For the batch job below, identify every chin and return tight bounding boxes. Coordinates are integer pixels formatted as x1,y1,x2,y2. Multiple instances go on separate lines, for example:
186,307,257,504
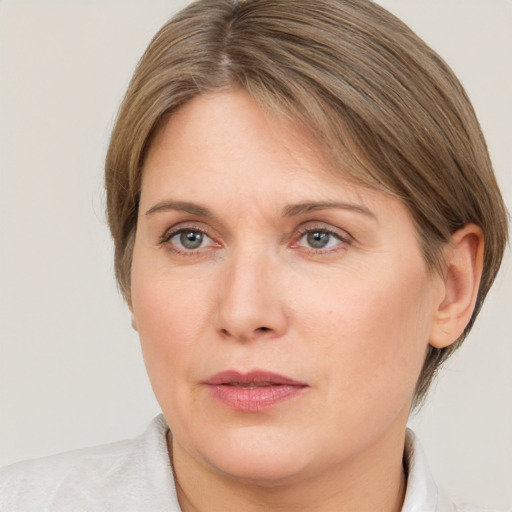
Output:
197,425,314,485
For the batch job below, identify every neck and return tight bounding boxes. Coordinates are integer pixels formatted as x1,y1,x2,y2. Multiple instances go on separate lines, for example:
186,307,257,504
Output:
169,428,407,512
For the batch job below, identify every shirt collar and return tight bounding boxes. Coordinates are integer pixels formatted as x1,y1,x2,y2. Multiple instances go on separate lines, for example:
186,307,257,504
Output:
402,428,456,512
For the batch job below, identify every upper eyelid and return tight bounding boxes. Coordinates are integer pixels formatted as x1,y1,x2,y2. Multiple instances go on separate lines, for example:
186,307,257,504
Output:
159,220,353,246
296,224,346,234
167,226,211,239
161,221,212,236
295,221,353,240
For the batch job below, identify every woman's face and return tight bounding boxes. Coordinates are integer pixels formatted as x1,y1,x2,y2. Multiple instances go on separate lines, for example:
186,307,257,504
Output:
131,89,444,484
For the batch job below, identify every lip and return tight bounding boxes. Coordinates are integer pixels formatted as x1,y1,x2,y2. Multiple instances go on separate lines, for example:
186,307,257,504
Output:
203,370,309,412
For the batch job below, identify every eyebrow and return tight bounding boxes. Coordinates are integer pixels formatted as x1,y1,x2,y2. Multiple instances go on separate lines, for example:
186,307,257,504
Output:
145,201,216,218
283,202,377,220
145,200,377,221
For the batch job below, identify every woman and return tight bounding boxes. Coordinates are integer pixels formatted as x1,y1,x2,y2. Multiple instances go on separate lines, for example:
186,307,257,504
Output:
1,0,509,511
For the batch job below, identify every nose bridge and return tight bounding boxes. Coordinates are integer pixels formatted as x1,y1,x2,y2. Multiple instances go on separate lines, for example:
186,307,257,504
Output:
216,244,287,341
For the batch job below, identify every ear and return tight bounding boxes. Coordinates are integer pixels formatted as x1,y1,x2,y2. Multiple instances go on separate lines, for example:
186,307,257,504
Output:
429,224,484,349
128,304,138,332
131,314,139,332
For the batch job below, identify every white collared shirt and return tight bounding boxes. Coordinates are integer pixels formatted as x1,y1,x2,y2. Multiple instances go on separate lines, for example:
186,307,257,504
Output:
0,415,505,511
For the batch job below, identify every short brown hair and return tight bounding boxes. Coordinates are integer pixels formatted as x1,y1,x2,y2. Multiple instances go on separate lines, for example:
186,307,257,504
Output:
105,0,508,406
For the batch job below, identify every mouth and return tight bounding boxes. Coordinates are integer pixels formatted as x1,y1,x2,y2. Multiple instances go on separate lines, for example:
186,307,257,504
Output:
203,370,309,412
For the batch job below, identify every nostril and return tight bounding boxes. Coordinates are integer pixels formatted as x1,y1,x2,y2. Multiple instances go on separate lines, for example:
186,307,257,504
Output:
257,327,271,332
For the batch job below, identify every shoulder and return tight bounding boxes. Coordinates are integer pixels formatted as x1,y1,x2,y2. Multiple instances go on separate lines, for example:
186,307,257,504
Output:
0,437,139,509
0,415,179,512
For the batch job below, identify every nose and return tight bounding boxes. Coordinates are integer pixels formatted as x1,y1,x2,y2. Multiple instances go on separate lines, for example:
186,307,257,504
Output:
214,250,289,343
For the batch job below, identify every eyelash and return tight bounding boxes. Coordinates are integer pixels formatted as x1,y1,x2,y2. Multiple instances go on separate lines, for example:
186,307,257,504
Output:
159,224,219,256
292,225,352,254
159,223,353,256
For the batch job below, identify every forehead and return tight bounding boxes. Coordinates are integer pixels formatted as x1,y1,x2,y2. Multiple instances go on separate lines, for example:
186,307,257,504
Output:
138,89,426,268
147,91,325,171
144,90,367,199
140,89,418,232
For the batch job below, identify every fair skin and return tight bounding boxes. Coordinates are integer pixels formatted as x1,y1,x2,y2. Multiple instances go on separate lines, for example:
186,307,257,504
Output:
130,89,483,512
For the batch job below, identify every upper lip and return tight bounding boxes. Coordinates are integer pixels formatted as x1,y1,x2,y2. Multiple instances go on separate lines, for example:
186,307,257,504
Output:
203,370,309,387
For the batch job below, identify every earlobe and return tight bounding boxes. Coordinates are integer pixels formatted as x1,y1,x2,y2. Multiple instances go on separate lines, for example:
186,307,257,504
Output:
429,224,484,349
128,304,139,332
131,313,138,332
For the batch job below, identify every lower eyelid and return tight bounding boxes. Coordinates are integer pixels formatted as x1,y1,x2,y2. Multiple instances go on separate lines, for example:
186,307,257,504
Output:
298,227,350,240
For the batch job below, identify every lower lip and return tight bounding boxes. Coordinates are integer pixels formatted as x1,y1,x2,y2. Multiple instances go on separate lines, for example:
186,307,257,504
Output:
206,384,307,412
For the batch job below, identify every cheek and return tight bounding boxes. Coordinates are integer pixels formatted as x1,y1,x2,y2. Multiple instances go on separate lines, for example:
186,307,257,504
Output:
130,253,214,393
132,246,211,334
295,261,435,407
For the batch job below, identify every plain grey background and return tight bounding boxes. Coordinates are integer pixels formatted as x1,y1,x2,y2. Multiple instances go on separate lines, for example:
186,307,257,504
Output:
1,0,511,508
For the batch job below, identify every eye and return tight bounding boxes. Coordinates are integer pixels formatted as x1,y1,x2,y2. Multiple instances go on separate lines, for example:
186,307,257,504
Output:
174,229,207,249
163,227,217,252
301,231,338,249
292,225,351,253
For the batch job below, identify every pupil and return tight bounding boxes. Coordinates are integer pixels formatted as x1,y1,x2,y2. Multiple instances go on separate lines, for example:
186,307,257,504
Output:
181,231,203,249
307,231,329,248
